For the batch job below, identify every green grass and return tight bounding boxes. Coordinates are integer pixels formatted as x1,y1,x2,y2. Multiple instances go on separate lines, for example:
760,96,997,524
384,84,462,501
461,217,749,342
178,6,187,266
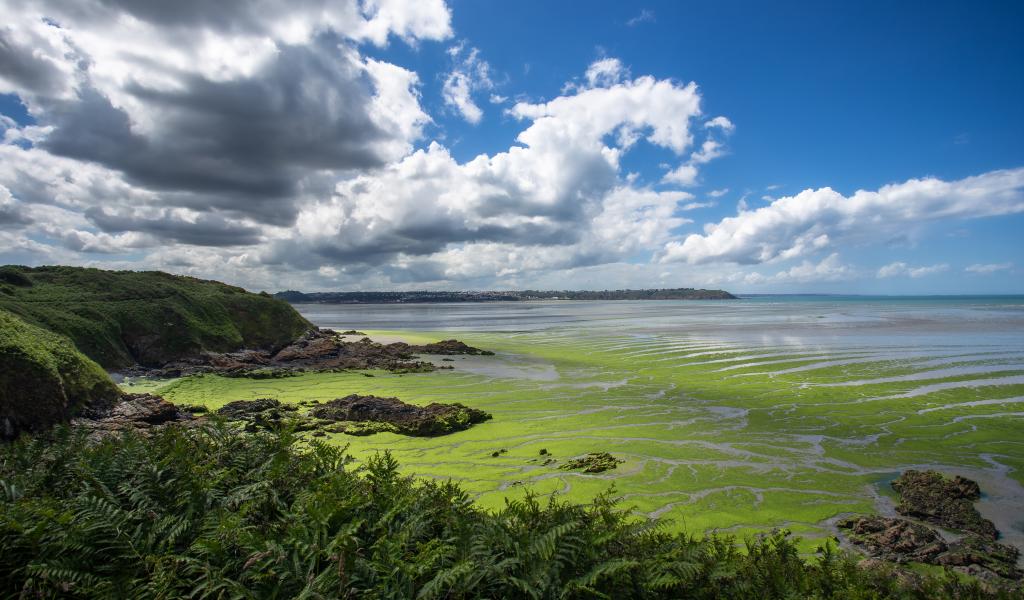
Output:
0,265,311,368
0,308,121,437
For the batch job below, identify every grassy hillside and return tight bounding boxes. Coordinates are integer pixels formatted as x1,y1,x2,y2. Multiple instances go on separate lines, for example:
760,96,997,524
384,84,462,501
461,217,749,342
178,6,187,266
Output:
0,309,121,439
0,422,1008,598
0,266,312,369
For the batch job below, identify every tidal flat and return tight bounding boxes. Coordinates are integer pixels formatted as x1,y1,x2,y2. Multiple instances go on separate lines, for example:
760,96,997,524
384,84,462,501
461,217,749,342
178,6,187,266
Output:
122,297,1024,555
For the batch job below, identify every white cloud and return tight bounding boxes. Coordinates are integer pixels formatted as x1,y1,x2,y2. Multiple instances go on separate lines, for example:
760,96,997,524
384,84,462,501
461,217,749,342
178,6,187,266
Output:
662,169,1024,264
965,262,1013,274
442,43,494,124
877,262,949,279
705,116,735,133
626,10,655,27
744,253,856,285
663,164,699,186
708,188,729,198
584,58,627,88
262,60,709,280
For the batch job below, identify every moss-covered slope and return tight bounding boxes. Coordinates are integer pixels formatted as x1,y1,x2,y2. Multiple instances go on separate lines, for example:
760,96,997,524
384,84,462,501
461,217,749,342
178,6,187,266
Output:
0,309,121,439
0,266,312,368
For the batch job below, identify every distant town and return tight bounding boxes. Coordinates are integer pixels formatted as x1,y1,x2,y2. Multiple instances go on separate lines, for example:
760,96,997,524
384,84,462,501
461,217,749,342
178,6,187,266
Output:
274,288,737,304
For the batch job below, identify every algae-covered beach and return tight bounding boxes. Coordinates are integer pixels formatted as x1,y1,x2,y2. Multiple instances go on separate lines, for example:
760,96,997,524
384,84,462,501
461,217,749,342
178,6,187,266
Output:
126,297,1024,553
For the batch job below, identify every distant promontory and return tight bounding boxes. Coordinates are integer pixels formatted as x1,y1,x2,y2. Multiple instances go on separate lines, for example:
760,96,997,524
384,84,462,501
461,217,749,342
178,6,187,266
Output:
275,288,737,304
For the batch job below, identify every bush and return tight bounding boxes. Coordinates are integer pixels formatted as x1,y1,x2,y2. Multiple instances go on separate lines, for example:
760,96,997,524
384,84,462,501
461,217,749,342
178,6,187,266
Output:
0,424,1012,599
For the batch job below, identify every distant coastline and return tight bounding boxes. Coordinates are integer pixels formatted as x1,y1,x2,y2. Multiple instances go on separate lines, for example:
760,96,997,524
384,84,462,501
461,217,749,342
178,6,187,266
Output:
275,288,737,304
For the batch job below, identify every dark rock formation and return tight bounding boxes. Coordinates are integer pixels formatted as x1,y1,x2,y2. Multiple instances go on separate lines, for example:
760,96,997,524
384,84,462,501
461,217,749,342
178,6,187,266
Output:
126,329,494,379
835,515,947,563
72,393,193,440
939,536,1022,580
309,394,491,437
559,452,624,473
892,470,998,539
837,470,1022,589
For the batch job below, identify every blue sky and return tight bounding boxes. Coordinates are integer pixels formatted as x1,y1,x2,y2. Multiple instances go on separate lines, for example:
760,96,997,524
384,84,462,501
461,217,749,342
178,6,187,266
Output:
0,0,1021,293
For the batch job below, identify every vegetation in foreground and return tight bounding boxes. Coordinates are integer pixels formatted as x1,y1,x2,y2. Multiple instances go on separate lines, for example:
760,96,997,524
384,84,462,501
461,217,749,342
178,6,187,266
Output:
1,423,1016,599
0,265,311,368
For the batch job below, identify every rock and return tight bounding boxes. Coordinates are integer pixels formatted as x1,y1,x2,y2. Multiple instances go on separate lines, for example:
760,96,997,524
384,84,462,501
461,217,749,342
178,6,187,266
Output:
339,330,365,335
892,470,998,538
122,329,496,379
939,535,1022,580
559,452,624,473
216,398,283,419
836,515,947,563
72,393,193,440
405,339,494,356
309,394,491,437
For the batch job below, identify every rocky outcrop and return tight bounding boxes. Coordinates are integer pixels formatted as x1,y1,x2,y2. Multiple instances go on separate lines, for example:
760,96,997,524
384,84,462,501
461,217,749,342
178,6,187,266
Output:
835,516,948,563
559,452,624,473
892,470,998,539
125,329,493,378
837,471,1022,588
309,394,492,437
72,393,193,440
210,394,491,437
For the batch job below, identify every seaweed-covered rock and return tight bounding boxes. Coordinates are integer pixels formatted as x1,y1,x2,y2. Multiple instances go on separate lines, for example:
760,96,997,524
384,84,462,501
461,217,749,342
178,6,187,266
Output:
309,394,491,437
939,535,1022,580
123,329,497,378
403,339,494,356
72,393,193,439
216,398,284,419
836,515,947,563
892,470,998,538
214,398,310,432
559,452,624,473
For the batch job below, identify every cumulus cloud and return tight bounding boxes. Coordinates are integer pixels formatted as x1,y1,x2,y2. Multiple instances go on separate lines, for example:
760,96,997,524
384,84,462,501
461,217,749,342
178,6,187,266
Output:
258,59,708,279
442,43,494,123
745,253,856,284
662,168,1024,264
0,0,449,227
877,262,949,279
965,262,1013,274
660,115,734,187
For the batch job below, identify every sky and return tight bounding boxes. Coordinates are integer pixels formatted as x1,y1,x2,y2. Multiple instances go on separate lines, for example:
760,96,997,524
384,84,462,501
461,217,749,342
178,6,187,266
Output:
0,0,1022,294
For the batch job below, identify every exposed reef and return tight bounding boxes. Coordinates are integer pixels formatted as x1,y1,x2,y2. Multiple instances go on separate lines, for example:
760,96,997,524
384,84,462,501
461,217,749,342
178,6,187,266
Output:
837,470,1021,590
123,329,493,378
309,394,492,436
892,469,998,539
71,393,194,440
212,394,491,437
559,452,624,473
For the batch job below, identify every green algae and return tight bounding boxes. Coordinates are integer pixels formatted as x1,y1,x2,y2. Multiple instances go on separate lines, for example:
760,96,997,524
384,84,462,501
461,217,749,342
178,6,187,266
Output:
121,326,1024,550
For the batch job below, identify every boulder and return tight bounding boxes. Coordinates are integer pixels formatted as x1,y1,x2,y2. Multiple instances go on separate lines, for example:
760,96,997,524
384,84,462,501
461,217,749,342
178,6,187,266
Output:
309,394,491,436
892,470,998,538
